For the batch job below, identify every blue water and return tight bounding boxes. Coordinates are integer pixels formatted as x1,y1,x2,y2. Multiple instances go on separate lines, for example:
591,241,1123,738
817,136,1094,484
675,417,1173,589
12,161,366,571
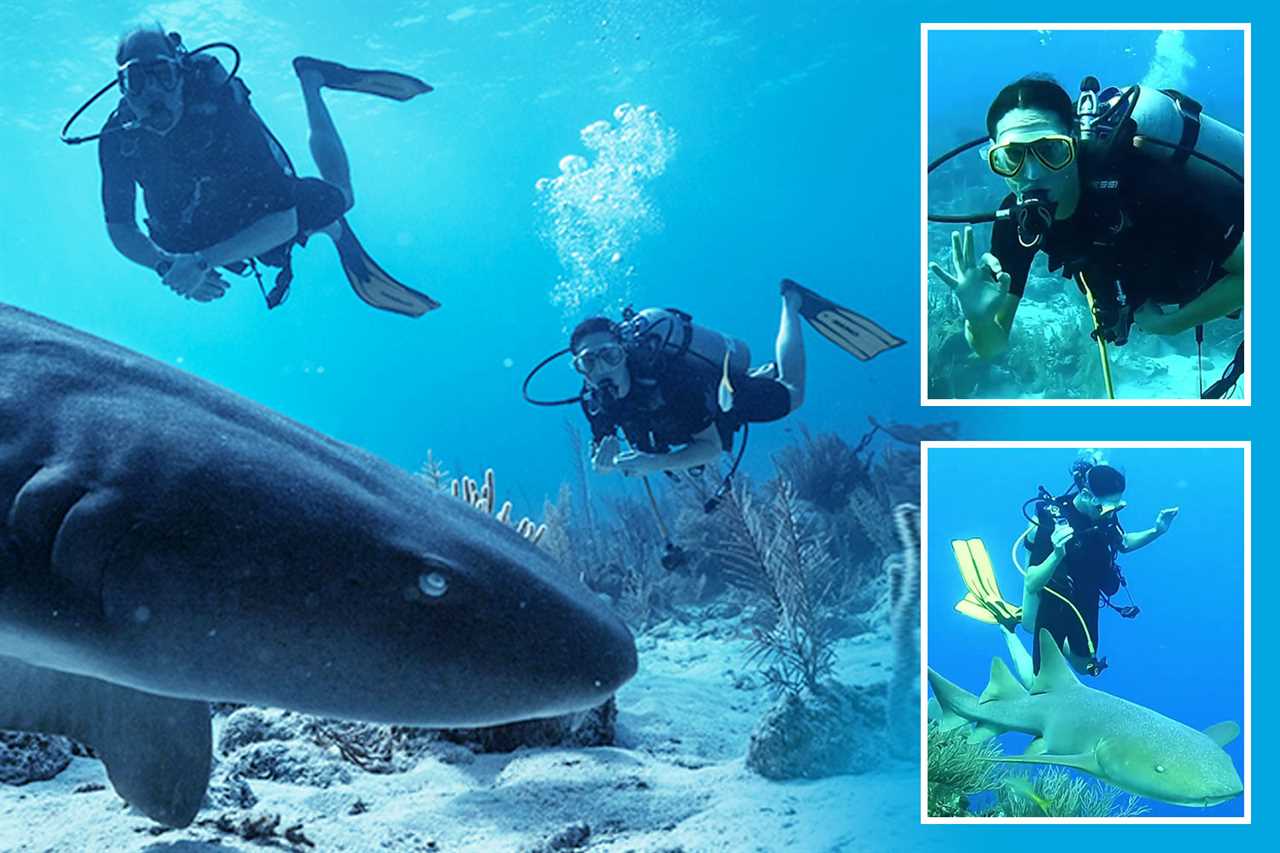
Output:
0,1,1275,850
927,446,1246,818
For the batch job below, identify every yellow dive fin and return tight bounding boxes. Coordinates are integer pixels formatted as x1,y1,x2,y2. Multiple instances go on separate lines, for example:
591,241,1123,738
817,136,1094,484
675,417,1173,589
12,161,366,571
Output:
951,538,1022,630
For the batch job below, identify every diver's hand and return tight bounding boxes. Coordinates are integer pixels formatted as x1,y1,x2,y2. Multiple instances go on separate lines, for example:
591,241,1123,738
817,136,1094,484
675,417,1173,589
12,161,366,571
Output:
612,450,649,478
1133,302,1177,335
1154,506,1180,534
592,437,620,473
1050,524,1074,558
929,226,1012,320
163,253,228,302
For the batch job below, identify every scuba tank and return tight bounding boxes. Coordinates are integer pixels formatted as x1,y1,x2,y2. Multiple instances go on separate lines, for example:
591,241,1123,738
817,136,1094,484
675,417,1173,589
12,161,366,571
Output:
1072,78,1243,344
616,307,751,379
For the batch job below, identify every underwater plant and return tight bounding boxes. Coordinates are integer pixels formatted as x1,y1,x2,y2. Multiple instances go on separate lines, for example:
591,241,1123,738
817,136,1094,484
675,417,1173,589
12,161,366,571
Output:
771,425,876,514
996,769,1150,818
708,479,840,696
926,721,1005,817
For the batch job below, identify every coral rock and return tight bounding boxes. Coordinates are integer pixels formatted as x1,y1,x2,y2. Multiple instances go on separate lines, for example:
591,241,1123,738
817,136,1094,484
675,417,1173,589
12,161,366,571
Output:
0,731,72,785
745,682,887,780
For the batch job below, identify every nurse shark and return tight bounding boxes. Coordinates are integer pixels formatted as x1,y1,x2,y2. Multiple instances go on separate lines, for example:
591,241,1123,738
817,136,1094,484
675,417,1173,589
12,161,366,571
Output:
0,303,637,826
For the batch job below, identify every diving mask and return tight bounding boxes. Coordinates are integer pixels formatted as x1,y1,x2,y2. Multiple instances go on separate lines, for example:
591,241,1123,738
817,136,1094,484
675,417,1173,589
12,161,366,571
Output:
118,55,182,96
571,342,626,376
987,134,1076,178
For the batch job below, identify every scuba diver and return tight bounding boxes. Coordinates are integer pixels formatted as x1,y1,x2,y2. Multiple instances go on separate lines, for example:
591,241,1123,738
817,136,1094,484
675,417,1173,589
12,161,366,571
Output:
952,451,1178,683
70,24,437,315
568,281,901,478
523,280,903,566
927,75,1245,398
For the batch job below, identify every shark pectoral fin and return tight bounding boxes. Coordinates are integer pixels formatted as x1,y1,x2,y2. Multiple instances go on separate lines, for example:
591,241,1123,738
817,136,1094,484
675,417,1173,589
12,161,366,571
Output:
1203,721,1241,747
979,657,1026,704
1023,737,1048,756
0,656,211,828
1030,627,1081,695
992,751,1101,775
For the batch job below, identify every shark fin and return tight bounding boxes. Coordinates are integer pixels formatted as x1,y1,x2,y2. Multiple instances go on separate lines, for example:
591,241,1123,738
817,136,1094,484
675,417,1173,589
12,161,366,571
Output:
1023,737,1048,756
967,723,1001,743
1203,721,1241,747
991,751,1101,775
979,657,1026,704
1031,627,1081,695
0,656,211,828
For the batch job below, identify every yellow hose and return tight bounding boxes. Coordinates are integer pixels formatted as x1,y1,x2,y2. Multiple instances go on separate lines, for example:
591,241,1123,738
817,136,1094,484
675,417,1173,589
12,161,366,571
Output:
1011,529,1098,656
1078,273,1116,400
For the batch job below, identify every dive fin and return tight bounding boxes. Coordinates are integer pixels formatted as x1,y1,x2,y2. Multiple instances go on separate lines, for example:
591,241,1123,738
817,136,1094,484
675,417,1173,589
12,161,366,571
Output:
0,655,211,827
951,538,1022,630
780,278,905,361
333,218,441,317
293,56,432,101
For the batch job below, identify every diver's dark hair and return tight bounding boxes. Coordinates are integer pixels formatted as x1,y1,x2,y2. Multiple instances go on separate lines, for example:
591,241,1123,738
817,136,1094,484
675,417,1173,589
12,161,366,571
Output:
115,23,179,65
1085,464,1126,496
986,75,1074,139
569,317,618,353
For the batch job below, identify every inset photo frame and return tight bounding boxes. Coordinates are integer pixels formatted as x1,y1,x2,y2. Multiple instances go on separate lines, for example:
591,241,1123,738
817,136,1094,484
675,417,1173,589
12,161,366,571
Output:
920,441,1250,824
921,24,1249,404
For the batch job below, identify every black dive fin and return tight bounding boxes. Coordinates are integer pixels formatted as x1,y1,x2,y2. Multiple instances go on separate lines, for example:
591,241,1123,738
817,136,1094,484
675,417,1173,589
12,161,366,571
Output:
781,278,906,361
333,218,441,317
293,57,432,101
0,655,211,828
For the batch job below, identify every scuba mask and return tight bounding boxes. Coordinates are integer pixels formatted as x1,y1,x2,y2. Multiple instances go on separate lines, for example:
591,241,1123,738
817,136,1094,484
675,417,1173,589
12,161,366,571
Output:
117,55,183,96
570,342,626,376
987,134,1077,178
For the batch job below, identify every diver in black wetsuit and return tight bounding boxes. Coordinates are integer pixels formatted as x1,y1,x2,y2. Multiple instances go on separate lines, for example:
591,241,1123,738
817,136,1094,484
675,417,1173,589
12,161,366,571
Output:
96,25,437,315
928,75,1244,391
1021,457,1179,676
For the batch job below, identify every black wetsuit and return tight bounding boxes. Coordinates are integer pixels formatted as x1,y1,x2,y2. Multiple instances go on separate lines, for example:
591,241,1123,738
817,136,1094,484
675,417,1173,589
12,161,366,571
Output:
1025,497,1124,673
98,55,349,263
584,359,791,455
991,143,1243,312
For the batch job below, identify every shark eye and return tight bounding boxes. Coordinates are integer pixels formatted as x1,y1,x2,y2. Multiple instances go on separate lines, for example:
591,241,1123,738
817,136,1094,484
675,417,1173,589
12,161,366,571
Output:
418,571,449,598
1155,764,1166,774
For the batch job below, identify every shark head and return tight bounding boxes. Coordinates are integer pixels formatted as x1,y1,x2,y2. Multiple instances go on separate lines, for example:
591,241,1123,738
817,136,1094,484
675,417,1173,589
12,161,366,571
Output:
71,439,638,727
1094,733,1244,807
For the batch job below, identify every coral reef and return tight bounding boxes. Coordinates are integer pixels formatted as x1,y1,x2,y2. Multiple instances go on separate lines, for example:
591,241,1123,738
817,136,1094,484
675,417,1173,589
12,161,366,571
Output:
926,237,1243,400
0,731,72,785
745,682,887,780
